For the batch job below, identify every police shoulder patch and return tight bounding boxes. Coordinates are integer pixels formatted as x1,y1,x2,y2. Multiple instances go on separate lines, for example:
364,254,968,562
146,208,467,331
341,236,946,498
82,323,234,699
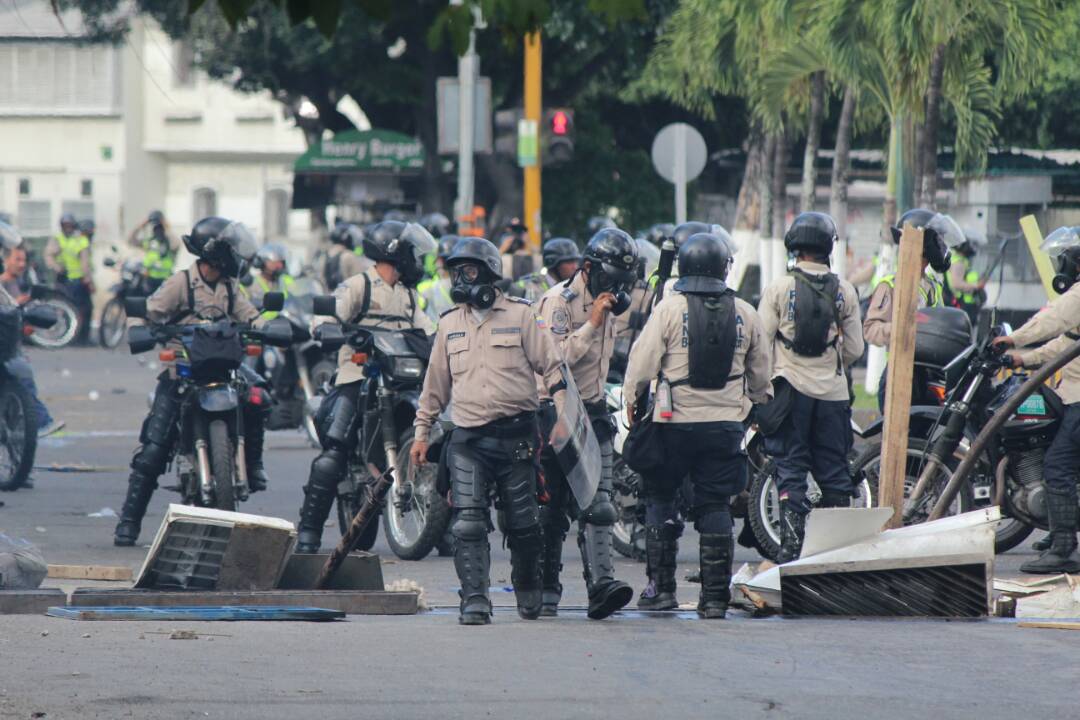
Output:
550,307,571,335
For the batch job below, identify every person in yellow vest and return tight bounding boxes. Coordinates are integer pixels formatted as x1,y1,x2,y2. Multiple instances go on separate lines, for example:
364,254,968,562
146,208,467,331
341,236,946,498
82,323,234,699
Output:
418,235,459,323
45,213,94,345
248,244,295,319
945,229,988,325
863,208,963,411
128,210,178,294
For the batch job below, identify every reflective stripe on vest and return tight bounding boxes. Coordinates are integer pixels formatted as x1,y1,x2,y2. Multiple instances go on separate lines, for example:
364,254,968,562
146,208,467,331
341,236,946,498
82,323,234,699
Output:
56,233,89,280
876,273,944,308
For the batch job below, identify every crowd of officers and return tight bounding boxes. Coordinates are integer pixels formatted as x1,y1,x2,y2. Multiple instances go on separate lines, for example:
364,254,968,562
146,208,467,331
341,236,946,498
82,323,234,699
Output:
22,194,1080,623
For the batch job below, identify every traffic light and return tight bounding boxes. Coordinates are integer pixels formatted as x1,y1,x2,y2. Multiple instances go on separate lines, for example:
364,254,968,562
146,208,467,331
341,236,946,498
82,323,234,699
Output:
543,108,574,165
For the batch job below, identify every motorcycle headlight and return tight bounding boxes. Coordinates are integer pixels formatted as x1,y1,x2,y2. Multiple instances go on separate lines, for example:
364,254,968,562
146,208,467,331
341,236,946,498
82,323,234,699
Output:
392,357,424,379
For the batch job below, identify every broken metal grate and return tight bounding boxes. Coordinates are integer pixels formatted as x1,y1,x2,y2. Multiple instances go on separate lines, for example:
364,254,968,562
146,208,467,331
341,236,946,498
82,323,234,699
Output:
140,521,232,590
780,563,988,617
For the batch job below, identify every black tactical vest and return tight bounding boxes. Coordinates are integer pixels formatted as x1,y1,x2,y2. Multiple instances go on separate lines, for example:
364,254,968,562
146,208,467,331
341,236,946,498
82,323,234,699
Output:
683,290,738,390
786,268,841,357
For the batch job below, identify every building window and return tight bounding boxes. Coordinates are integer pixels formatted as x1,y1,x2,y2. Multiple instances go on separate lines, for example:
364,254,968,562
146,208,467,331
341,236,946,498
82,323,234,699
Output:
17,200,51,238
18,178,30,196
81,179,93,198
173,39,196,88
193,187,217,220
0,42,120,115
264,189,290,240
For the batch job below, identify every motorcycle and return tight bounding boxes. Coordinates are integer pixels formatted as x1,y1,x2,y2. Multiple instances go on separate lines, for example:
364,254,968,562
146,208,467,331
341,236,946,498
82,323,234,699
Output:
99,249,152,349
248,277,332,447
312,295,451,560
20,257,80,350
0,292,57,491
125,294,293,511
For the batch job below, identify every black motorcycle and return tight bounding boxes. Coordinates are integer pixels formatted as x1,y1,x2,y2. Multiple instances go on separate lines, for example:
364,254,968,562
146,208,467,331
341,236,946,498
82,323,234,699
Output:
99,252,151,349
125,294,293,511
312,295,451,560
0,293,57,491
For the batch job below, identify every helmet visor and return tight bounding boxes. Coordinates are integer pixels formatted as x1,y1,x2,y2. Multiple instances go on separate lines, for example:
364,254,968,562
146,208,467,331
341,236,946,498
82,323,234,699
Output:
635,239,661,278
400,222,438,265
1042,226,1080,258
926,213,966,249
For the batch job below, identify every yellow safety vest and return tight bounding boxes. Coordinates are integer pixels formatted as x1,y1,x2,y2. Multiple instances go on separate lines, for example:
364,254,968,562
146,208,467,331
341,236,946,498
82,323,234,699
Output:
142,237,175,280
56,233,89,280
946,252,979,305
255,274,294,320
875,273,945,309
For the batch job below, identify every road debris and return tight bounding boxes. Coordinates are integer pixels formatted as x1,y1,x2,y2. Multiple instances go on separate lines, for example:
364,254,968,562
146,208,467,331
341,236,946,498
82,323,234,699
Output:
0,534,47,589
1014,574,1080,619
87,508,119,518
47,564,132,581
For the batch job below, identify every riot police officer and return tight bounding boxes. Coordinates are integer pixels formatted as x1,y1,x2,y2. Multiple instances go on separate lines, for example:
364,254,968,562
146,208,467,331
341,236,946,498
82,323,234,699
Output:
536,228,637,619
995,226,1080,573
624,233,771,618
610,239,661,381
418,235,460,322
864,208,963,411
410,237,566,625
324,221,371,289
758,212,865,563
113,218,268,546
295,221,436,553
509,237,581,304
249,244,295,318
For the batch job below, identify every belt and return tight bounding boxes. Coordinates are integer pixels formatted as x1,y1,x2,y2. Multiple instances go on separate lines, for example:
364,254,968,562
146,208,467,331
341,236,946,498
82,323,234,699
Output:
460,411,537,439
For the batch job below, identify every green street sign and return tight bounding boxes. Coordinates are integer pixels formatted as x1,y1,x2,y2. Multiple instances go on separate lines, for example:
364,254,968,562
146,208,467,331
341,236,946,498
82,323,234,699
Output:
517,119,538,168
294,129,425,173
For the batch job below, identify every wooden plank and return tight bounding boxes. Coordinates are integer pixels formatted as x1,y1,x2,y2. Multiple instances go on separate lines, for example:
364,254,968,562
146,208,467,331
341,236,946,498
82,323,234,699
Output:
47,565,133,581
1018,621,1080,631
47,605,345,622
68,588,417,615
0,588,67,614
1019,215,1058,301
878,223,924,529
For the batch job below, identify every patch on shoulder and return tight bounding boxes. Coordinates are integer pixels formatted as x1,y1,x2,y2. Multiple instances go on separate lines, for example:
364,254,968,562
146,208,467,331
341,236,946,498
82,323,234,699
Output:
560,286,578,302
550,307,570,335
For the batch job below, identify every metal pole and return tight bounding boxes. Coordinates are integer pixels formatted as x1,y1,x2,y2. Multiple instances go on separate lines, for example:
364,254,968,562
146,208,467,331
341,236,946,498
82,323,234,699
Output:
453,0,477,220
674,123,687,224
523,31,542,250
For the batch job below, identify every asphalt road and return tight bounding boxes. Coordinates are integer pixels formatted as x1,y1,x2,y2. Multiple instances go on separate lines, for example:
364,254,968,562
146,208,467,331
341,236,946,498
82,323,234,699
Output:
0,346,1072,720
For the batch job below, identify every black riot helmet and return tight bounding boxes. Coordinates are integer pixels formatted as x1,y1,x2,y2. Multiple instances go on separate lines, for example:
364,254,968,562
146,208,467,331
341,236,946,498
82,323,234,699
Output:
330,221,363,250
672,222,711,249
184,217,258,278
582,228,637,314
437,234,460,261
646,223,675,246
447,237,502,309
784,212,837,257
542,237,581,270
362,221,437,287
1042,226,1080,294
891,208,965,274
674,233,734,294
420,212,452,238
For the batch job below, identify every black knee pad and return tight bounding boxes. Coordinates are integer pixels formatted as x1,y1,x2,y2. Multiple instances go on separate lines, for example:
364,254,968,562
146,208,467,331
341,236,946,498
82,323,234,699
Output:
452,508,489,541
539,502,571,534
131,441,171,477
507,525,543,553
309,448,347,493
581,493,617,527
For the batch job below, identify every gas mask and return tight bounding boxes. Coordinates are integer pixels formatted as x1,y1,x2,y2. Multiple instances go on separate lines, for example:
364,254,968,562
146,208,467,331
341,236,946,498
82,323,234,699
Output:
585,262,634,316
450,263,497,309
924,234,952,274
1053,252,1080,294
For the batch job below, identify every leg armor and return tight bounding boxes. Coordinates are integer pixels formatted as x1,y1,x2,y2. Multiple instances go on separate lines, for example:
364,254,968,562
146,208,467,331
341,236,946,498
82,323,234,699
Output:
450,440,493,625
115,379,179,546
538,454,571,616
576,438,632,619
243,388,271,492
296,448,348,553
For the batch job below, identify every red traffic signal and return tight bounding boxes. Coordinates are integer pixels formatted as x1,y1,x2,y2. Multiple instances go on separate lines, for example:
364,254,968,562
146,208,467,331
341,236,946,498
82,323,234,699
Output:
551,110,569,136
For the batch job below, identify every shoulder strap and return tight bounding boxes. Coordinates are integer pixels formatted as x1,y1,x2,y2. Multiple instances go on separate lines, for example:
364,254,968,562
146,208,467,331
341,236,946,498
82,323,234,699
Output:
226,278,235,316
361,273,372,318
185,269,195,314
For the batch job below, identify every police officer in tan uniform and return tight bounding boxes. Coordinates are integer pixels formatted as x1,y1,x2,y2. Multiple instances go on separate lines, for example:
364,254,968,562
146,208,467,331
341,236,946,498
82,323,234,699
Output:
758,212,865,563
624,233,772,619
508,237,581,304
295,222,436,554
411,237,566,625
610,238,660,381
325,222,372,290
535,228,637,619
113,218,266,546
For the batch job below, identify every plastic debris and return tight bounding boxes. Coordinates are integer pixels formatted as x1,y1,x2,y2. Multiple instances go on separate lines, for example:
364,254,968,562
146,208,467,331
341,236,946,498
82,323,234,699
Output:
87,507,118,518
88,390,100,401
0,534,47,589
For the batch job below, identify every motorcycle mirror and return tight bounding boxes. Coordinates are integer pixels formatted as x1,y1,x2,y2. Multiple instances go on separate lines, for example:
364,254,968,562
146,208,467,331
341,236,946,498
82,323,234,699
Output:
103,257,117,268
127,325,156,354
262,291,285,313
239,273,254,288
22,304,57,329
313,323,346,349
125,296,148,319
313,294,337,318
262,318,294,348
29,284,49,301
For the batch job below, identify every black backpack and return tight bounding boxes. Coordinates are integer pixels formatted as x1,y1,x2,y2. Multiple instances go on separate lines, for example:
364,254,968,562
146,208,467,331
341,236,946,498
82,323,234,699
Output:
783,269,842,357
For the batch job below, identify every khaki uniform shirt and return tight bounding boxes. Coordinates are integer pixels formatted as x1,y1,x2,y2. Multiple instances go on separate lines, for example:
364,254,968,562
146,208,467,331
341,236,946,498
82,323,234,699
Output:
536,273,614,404
321,267,434,387
759,261,864,401
414,293,564,442
623,292,772,423
140,264,262,376
326,244,371,288
1014,284,1080,405
863,274,942,348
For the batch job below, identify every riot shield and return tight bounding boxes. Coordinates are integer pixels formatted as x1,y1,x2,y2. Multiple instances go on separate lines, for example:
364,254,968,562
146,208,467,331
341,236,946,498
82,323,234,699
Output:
548,363,601,508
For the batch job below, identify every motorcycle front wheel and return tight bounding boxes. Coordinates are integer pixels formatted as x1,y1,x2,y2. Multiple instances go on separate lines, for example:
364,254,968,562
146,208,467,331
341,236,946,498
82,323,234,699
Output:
0,379,37,491
208,419,236,512
98,297,126,349
24,294,80,349
382,428,451,560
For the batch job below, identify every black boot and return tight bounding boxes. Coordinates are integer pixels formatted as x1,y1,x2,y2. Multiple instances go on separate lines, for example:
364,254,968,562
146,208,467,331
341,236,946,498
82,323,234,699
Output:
539,526,564,617
777,499,806,564
638,524,679,610
296,451,344,553
1021,490,1080,574
509,527,543,620
245,410,270,493
818,491,852,509
697,533,734,619
455,538,492,625
113,472,156,547
1032,535,1052,552
579,523,633,619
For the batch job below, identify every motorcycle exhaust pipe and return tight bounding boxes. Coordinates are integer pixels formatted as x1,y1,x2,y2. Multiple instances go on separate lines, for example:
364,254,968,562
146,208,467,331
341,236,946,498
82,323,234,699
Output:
994,455,1009,508
195,438,213,505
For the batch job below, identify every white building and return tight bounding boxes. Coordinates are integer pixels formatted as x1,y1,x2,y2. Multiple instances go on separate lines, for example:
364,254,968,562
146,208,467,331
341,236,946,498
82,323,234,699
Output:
0,2,309,296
